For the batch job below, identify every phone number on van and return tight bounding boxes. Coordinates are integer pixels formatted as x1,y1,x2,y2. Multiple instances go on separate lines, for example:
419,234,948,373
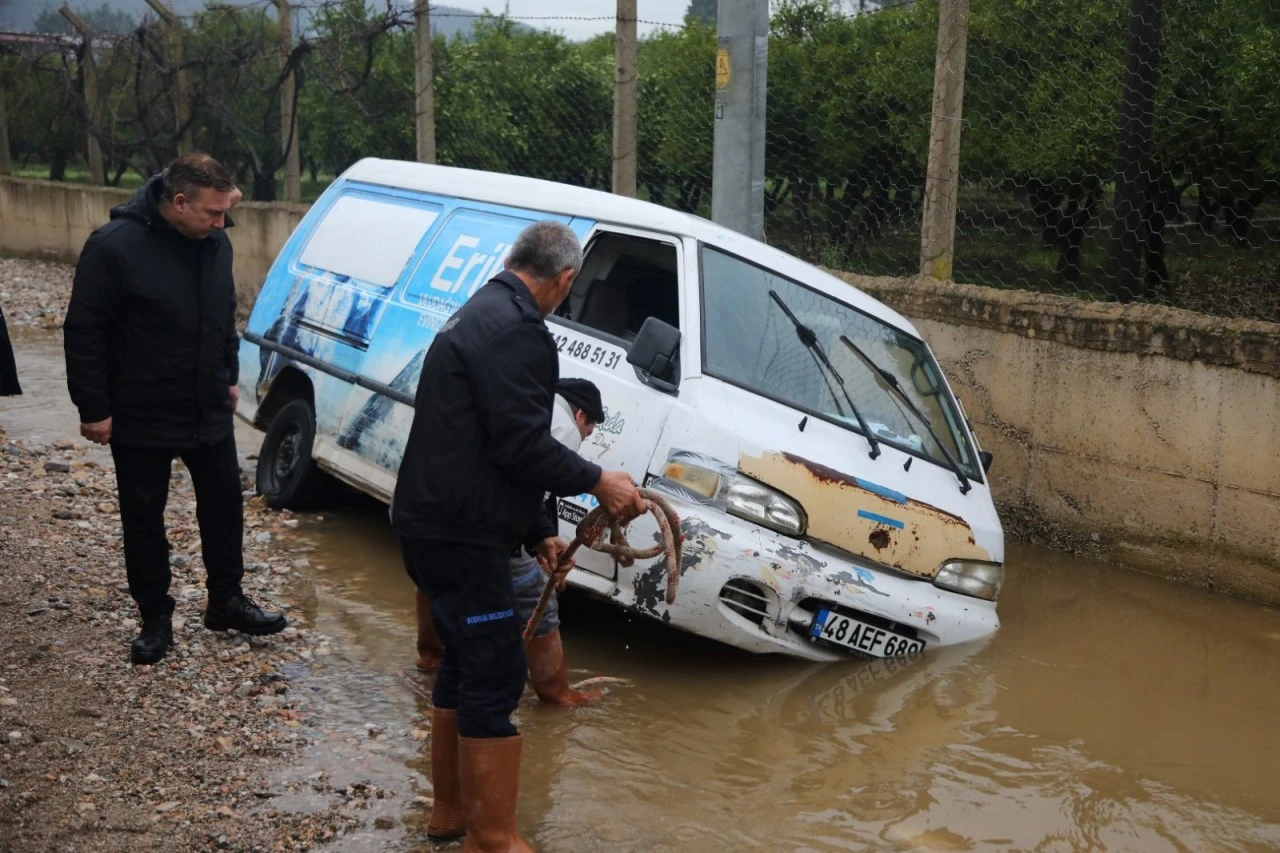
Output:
552,332,623,371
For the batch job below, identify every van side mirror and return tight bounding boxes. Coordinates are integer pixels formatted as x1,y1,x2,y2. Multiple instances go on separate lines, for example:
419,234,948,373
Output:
979,450,993,474
627,317,681,393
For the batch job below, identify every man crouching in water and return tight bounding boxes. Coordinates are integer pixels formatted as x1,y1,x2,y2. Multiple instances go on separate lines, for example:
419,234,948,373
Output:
414,377,608,706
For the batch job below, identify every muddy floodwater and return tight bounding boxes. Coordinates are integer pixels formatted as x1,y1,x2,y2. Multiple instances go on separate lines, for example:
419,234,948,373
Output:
5,330,1280,851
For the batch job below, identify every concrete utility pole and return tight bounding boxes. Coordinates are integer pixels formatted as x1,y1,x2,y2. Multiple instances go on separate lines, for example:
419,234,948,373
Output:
711,0,768,240
59,5,106,185
413,0,436,163
918,0,970,281
0,84,12,176
144,0,193,155
273,0,301,201
612,0,637,197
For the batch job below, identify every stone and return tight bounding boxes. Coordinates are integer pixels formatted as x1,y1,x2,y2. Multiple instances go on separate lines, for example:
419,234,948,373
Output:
155,801,180,813
44,461,71,474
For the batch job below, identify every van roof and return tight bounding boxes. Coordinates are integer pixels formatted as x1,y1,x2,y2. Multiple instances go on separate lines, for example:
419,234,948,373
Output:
341,158,919,335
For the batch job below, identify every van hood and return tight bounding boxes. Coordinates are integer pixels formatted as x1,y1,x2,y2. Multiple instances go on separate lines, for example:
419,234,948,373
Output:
738,449,993,580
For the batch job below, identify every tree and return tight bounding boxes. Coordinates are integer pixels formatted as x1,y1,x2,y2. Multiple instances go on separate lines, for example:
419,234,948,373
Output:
35,3,138,36
685,0,716,26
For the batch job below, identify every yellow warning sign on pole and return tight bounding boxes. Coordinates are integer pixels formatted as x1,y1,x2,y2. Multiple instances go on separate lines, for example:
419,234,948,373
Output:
716,48,731,89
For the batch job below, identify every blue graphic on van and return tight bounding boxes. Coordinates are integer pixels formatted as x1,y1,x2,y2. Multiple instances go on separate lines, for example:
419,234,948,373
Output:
243,181,596,481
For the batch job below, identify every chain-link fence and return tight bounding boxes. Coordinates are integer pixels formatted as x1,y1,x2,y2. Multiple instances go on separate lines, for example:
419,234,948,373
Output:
1,0,1277,321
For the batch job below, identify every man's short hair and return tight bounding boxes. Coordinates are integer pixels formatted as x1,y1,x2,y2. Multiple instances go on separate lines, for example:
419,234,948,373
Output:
557,378,604,425
507,221,583,283
162,153,234,201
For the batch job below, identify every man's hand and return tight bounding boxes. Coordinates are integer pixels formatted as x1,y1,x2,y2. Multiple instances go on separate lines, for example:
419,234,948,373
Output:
80,417,112,445
590,469,645,523
229,385,240,409
535,537,574,592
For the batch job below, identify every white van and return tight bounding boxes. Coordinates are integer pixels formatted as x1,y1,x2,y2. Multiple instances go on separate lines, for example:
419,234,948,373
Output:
237,158,1004,662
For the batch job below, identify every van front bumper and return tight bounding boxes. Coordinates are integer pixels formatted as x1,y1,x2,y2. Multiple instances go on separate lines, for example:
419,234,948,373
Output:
621,495,1000,662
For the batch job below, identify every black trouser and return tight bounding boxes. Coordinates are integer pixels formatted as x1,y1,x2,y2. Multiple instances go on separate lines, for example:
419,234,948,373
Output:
401,537,527,739
111,434,245,620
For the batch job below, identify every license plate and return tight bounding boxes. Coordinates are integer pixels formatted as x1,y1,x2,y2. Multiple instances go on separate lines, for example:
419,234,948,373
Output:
809,609,925,658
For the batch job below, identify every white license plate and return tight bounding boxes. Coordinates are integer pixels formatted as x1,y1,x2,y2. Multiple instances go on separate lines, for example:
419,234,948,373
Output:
809,609,925,658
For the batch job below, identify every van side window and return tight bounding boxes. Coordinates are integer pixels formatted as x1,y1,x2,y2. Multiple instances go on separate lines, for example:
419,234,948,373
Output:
298,195,442,288
558,233,679,343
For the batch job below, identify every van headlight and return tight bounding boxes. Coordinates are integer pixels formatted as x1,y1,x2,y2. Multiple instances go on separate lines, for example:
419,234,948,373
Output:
934,560,1003,601
653,450,807,536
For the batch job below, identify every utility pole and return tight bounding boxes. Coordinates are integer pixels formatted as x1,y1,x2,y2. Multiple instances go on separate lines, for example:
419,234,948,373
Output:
711,0,768,240
919,0,969,281
0,83,12,176
60,5,106,185
144,0,193,155
611,0,637,197
413,0,436,163
273,0,301,201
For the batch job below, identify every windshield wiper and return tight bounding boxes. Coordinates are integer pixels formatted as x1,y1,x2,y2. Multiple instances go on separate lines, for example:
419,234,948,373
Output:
838,334,971,495
768,290,880,460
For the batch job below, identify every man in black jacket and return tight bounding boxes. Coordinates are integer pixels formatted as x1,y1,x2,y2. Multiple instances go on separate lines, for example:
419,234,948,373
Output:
393,220,643,850
64,153,286,666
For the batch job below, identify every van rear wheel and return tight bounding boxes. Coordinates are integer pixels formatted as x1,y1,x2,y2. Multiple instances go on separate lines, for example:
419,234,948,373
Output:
256,398,330,510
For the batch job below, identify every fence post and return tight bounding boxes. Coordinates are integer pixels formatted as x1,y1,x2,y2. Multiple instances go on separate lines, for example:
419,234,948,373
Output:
612,0,637,197
918,0,970,281
0,83,11,176
273,0,301,202
413,0,436,164
711,0,768,240
144,0,193,155
1103,0,1163,302
59,5,106,185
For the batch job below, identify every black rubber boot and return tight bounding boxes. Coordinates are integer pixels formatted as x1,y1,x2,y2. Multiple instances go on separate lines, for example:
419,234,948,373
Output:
203,594,287,636
130,615,173,665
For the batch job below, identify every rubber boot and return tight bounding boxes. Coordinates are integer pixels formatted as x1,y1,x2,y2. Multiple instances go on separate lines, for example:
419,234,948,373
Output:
416,589,445,673
526,630,603,706
427,708,465,841
460,735,533,853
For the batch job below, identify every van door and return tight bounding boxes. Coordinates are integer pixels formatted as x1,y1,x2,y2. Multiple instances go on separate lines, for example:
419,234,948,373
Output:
549,223,686,580
252,189,444,446
328,202,579,495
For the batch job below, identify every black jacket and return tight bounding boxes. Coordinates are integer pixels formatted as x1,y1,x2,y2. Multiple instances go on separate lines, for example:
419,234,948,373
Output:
392,271,602,551
0,304,19,397
63,176,239,448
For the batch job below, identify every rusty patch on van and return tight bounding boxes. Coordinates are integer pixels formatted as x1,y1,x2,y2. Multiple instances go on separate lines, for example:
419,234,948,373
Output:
739,451,990,579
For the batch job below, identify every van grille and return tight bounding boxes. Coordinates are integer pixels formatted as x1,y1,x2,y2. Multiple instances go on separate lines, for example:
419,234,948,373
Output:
719,579,773,626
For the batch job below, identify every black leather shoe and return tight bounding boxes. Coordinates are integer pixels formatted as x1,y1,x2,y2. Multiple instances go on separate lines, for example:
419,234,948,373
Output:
130,616,173,665
203,594,287,636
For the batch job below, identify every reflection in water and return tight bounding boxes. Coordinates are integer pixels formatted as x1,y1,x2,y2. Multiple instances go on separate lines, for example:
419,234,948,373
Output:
4,332,1279,852
289,505,1280,853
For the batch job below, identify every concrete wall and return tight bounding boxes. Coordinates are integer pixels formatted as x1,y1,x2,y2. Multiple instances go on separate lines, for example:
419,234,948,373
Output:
0,176,308,314
835,271,1280,606
4,176,1278,604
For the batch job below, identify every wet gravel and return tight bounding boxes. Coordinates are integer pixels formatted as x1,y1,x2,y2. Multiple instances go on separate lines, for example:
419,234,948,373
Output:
0,257,433,851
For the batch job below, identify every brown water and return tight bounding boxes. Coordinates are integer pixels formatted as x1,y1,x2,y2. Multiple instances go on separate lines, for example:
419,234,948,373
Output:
5,331,1280,852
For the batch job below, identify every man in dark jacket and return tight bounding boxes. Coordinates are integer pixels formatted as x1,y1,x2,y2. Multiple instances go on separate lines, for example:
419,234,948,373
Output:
393,220,643,850
63,153,286,666
0,302,19,396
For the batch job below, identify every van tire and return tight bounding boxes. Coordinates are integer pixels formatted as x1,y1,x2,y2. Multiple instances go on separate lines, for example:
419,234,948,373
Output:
256,398,329,510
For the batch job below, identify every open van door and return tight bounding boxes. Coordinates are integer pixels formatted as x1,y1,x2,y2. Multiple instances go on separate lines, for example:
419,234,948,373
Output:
549,222,687,581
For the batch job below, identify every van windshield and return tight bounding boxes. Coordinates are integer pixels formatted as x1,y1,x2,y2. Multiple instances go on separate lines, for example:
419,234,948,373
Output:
700,246,982,480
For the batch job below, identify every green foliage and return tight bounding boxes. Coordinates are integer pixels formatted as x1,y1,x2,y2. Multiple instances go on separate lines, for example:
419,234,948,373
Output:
34,3,137,36
685,0,716,27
